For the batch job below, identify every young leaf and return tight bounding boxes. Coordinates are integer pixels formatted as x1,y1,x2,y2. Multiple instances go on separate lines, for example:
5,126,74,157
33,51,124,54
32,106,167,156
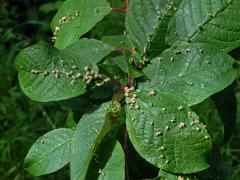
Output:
126,0,182,59
126,91,212,174
70,102,112,180
24,128,74,176
86,140,125,180
66,110,77,129
15,39,113,102
142,43,236,105
167,0,240,52
114,56,143,78
51,0,111,49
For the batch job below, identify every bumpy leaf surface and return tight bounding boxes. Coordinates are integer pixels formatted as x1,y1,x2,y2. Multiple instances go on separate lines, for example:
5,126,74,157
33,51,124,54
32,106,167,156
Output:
51,0,111,49
126,91,212,173
15,39,113,102
24,128,74,176
70,103,112,180
192,99,224,145
142,43,236,105
167,0,240,52
126,0,182,59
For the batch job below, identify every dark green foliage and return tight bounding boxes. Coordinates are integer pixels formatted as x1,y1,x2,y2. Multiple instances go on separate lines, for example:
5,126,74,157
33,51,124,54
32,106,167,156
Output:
2,0,240,179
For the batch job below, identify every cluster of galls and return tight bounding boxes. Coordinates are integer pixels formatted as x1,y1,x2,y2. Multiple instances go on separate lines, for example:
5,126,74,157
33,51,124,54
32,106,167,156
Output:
162,1,178,17
30,61,110,87
59,10,79,25
52,10,80,42
30,63,82,85
139,56,150,68
82,66,110,87
52,26,60,42
125,87,142,109
136,1,179,69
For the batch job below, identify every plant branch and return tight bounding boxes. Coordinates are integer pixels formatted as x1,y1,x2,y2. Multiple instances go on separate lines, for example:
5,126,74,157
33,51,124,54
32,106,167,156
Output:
110,79,126,89
127,76,133,88
111,8,127,13
124,128,130,180
112,1,128,13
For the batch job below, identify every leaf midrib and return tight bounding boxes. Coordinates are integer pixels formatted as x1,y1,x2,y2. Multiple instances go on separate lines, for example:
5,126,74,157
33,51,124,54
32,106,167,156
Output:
189,1,232,40
26,138,72,170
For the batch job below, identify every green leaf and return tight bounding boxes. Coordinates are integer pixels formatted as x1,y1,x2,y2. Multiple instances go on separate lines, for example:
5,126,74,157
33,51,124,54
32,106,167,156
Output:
157,169,197,180
212,85,237,142
15,39,113,102
167,0,240,52
192,98,224,146
24,128,74,176
51,0,111,49
114,56,143,78
86,140,125,180
66,110,77,129
102,35,131,49
126,91,212,174
142,43,236,105
70,102,112,180
126,0,182,59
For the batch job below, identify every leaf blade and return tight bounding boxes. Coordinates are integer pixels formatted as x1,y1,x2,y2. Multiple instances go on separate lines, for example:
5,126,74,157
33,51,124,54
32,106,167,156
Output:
70,102,112,180
142,43,236,105
126,0,182,59
87,140,125,180
126,91,212,173
51,0,111,49
24,128,74,176
167,0,240,52
15,39,113,102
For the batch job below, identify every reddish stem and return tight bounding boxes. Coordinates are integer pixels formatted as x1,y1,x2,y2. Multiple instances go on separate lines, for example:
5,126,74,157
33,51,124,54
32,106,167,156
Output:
124,128,130,180
112,7,127,13
115,89,124,102
110,79,126,89
125,1,129,9
127,76,133,87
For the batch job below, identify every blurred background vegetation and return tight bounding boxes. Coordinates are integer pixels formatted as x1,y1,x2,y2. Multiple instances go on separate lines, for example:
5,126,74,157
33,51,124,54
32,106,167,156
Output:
0,0,239,179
